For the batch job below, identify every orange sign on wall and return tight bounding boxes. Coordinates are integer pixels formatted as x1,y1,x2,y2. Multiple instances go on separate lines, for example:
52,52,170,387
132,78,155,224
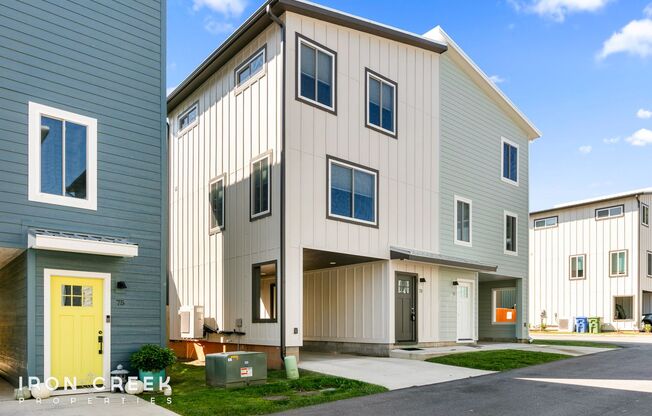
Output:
495,307,517,323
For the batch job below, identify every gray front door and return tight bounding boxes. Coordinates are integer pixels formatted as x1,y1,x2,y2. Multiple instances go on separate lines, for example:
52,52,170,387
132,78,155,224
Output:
395,273,416,343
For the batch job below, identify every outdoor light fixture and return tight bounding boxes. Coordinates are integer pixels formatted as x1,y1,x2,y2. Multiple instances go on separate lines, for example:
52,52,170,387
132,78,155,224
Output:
452,281,459,286
117,281,127,289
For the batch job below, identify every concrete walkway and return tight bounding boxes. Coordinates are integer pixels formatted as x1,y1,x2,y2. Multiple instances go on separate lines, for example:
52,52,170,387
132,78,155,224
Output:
531,332,652,344
299,352,493,390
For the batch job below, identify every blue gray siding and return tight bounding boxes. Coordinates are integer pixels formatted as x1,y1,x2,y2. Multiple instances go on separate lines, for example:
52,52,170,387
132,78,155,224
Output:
0,253,27,386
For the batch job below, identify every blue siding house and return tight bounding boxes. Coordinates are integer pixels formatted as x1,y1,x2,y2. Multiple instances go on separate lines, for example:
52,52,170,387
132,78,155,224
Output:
0,1,166,388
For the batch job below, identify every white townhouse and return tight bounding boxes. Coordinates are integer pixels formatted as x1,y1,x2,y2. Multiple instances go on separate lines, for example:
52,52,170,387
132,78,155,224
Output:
166,0,541,367
530,189,652,332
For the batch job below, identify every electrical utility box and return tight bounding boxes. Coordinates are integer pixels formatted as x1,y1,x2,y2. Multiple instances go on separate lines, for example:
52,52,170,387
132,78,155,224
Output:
205,352,267,388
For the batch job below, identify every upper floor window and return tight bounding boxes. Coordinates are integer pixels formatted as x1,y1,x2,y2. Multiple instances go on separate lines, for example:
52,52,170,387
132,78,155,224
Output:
209,176,225,232
534,216,558,229
504,211,518,255
596,205,623,220
570,254,586,280
236,47,266,86
28,102,97,210
297,34,336,112
327,157,378,227
366,69,397,137
178,103,198,132
647,251,652,277
609,250,627,277
642,203,649,227
501,137,519,185
251,153,271,220
454,196,472,246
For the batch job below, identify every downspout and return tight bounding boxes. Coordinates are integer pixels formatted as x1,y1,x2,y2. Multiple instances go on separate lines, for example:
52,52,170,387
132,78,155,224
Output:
636,194,642,330
266,3,287,364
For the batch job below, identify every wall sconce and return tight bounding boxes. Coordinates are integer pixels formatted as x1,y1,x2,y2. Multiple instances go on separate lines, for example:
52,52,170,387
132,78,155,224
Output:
452,281,459,286
419,277,426,283
117,281,127,289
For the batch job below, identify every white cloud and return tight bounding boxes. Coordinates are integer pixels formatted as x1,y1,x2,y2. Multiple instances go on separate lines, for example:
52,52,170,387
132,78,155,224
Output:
193,0,246,17
578,145,593,154
510,0,611,22
204,16,234,34
489,75,506,84
603,136,620,144
645,3,652,17
598,17,652,60
637,108,652,119
166,86,177,96
625,128,652,146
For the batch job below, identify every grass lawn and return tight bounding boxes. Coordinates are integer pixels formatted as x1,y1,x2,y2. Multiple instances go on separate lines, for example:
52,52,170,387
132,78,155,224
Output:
427,349,569,371
531,339,618,349
142,361,387,416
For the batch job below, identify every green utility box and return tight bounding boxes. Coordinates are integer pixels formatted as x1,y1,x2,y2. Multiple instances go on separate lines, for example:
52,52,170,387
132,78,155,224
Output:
588,317,602,334
206,351,267,388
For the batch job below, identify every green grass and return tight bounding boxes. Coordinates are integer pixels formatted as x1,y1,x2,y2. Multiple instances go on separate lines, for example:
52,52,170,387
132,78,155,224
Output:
531,339,619,349
142,361,387,416
427,349,569,371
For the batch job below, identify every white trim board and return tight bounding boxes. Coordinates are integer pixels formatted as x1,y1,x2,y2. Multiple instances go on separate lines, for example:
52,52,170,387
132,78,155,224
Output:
28,234,138,258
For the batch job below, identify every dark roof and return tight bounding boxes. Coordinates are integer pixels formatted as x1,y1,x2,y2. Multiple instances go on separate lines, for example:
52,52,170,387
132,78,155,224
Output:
390,246,498,272
29,228,136,246
167,0,447,111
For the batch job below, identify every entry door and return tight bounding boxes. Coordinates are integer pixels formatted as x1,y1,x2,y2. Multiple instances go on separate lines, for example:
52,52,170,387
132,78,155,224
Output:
51,276,104,387
395,274,416,343
456,281,474,342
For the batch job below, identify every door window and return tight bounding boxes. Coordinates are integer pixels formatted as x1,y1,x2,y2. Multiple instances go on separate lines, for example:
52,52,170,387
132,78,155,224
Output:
61,284,93,307
398,279,410,294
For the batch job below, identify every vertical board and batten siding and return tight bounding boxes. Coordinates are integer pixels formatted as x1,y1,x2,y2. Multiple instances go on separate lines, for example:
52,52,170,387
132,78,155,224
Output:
639,194,652,295
284,12,441,347
0,1,165,378
168,24,282,346
0,254,27,384
529,197,640,330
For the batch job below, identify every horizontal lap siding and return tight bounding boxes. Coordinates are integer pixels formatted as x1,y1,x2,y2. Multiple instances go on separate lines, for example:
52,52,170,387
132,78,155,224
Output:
0,254,27,385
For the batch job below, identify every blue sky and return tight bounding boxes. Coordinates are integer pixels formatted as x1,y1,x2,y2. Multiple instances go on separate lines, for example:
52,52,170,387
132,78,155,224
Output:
167,0,652,211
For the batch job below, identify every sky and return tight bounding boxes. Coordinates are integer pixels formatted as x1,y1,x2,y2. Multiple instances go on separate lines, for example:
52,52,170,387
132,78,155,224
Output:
167,0,652,211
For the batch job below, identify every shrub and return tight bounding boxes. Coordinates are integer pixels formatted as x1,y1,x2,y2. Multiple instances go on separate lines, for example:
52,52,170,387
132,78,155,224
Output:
130,344,176,372
645,324,652,333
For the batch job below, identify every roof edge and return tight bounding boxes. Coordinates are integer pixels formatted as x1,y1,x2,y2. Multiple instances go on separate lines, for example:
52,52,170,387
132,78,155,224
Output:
390,246,498,273
530,188,652,216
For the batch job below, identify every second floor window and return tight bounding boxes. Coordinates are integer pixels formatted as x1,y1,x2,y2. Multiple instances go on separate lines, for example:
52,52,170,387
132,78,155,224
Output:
297,34,336,112
366,69,397,136
570,255,585,280
251,154,271,219
642,203,649,226
610,250,627,277
504,212,518,254
534,216,558,229
596,205,623,219
209,176,225,232
648,252,652,277
455,196,472,246
328,157,378,226
501,137,518,184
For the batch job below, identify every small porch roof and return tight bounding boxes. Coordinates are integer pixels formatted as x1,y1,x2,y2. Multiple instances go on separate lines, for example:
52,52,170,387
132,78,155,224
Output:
28,228,139,258
390,246,497,272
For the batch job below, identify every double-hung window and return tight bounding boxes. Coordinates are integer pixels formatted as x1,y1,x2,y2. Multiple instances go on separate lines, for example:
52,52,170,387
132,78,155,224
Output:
642,203,649,226
596,205,623,220
236,47,265,86
297,34,336,112
570,254,586,280
28,102,97,210
454,196,472,246
209,176,225,232
327,157,378,226
366,69,397,137
610,250,627,277
504,212,518,255
501,137,519,185
251,153,271,220
534,216,558,229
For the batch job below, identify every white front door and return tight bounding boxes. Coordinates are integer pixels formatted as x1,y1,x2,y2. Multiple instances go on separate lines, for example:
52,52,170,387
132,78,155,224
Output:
457,281,474,342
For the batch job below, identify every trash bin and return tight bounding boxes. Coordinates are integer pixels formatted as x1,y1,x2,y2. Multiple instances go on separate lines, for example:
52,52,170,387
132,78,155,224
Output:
588,317,601,334
575,317,589,333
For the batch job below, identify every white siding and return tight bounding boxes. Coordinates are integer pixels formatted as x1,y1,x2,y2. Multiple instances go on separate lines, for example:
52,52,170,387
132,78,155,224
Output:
639,194,652,293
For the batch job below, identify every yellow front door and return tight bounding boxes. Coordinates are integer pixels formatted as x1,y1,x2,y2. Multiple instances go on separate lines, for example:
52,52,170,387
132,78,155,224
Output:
51,276,104,387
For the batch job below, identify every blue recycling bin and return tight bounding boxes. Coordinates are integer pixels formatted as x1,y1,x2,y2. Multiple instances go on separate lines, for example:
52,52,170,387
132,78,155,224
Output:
575,317,588,333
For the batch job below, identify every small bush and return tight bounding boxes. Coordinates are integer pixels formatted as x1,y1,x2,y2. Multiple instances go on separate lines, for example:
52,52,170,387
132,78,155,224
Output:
644,324,652,333
131,344,176,372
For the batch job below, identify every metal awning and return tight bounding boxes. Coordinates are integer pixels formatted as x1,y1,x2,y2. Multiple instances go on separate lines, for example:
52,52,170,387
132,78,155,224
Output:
390,246,497,272
28,228,138,258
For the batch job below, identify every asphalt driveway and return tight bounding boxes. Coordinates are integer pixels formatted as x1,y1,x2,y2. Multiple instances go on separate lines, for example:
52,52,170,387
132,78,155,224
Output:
281,343,652,416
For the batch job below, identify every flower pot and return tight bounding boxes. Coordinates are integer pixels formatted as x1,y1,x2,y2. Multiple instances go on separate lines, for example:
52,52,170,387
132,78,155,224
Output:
138,369,165,391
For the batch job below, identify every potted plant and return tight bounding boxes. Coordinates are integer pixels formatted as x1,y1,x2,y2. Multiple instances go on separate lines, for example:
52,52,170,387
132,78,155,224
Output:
130,344,176,390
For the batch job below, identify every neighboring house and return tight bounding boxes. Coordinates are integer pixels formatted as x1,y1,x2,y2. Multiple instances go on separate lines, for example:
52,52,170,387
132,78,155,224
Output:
0,2,166,388
530,189,652,332
167,0,540,367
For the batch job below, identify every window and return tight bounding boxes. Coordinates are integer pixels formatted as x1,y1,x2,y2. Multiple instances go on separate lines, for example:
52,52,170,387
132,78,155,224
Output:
595,205,624,220
178,103,198,132
534,216,558,229
236,47,266,86
209,176,225,232
28,102,97,210
642,203,649,227
614,296,633,320
252,261,277,323
501,137,519,185
610,250,627,277
251,153,271,220
570,255,586,280
61,285,92,307
454,196,472,246
647,252,652,277
492,287,517,324
365,69,397,137
297,34,336,112
327,157,378,226
504,212,518,255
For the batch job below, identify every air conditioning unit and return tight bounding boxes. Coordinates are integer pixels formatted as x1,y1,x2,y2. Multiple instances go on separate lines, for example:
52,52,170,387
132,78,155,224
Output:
558,317,573,332
179,305,204,339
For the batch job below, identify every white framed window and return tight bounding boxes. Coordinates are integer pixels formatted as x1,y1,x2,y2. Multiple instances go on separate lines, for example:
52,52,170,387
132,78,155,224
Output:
501,137,519,185
595,205,624,220
569,254,586,280
454,196,472,246
492,287,517,324
327,156,378,227
647,251,652,278
642,203,649,227
251,152,272,220
534,216,558,229
28,102,97,210
235,46,266,86
614,296,633,321
365,68,397,137
209,175,225,233
177,102,198,133
296,33,336,113
504,211,518,255
609,250,627,277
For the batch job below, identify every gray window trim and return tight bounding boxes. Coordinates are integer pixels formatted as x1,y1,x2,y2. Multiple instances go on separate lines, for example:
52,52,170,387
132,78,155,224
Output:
209,175,226,234
252,260,278,323
326,155,379,228
595,204,624,220
250,152,272,221
364,68,398,138
295,33,337,114
177,101,199,135
642,203,649,227
234,45,267,87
